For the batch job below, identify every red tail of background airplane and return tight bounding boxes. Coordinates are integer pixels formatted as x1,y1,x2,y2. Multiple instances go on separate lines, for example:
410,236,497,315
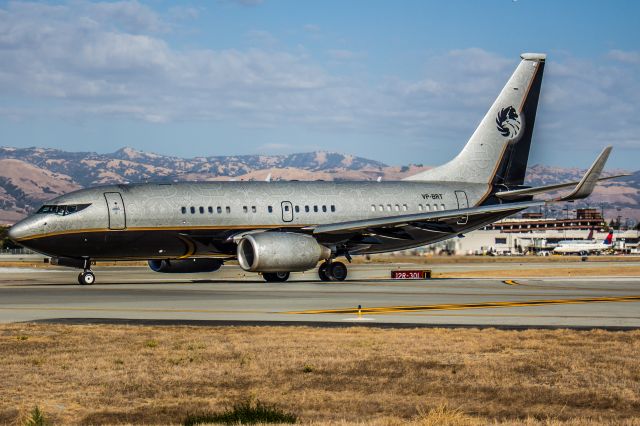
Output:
604,231,614,245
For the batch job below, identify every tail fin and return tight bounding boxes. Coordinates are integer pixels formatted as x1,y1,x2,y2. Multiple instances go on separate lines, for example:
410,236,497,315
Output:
405,53,546,184
604,231,614,245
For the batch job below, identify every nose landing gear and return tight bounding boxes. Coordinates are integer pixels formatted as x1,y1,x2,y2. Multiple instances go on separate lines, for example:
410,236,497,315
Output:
77,258,95,285
78,271,96,285
318,261,348,281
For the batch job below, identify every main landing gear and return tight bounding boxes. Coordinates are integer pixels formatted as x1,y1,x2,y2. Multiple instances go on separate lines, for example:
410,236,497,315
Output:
262,272,291,282
77,258,95,285
318,261,348,282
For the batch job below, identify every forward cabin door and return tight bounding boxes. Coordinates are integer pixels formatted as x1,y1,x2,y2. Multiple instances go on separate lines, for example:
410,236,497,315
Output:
281,201,293,222
104,192,126,230
455,191,469,225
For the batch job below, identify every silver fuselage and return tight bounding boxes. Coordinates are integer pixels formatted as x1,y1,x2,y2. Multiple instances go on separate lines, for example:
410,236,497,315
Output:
9,180,507,260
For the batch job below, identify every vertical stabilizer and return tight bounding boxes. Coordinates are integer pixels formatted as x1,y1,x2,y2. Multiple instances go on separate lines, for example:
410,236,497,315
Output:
405,53,545,184
604,231,614,245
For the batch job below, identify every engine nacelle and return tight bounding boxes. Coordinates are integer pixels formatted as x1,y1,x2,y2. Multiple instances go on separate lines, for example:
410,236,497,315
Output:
237,232,331,272
148,258,223,273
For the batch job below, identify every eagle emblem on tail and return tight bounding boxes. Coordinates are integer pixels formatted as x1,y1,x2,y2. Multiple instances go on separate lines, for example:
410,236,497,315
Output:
495,106,521,138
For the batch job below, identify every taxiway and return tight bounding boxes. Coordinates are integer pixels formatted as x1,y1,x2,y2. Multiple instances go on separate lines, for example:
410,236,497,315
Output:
1,262,639,328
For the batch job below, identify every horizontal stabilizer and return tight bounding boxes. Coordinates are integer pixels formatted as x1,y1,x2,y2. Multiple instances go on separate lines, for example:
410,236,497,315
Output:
495,174,628,200
495,147,626,201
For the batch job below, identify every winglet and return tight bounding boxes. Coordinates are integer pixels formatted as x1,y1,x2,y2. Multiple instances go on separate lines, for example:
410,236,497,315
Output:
555,146,612,201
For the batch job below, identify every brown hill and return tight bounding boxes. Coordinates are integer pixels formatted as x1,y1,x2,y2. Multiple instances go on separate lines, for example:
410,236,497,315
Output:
0,146,637,224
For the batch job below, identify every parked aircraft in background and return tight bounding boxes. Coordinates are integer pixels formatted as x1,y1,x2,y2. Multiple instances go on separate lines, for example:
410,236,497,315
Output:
8,53,626,284
553,231,614,255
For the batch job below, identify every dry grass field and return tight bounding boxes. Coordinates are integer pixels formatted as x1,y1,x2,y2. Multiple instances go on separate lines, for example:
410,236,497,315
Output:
1,324,639,425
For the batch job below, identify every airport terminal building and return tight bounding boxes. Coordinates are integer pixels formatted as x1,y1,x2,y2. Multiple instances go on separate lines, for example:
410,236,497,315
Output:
447,209,639,255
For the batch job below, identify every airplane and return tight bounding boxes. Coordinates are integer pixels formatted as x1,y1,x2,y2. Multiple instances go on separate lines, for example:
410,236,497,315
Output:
553,231,614,255
8,53,627,285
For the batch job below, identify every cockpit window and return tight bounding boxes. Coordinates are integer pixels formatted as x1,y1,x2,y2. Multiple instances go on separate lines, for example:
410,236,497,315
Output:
36,205,56,214
36,204,91,216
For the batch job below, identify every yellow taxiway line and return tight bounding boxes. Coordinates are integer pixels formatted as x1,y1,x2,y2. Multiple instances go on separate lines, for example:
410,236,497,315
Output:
285,295,640,315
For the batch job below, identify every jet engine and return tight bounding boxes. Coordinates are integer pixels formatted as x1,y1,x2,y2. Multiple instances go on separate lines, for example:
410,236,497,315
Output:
237,232,331,272
148,258,223,273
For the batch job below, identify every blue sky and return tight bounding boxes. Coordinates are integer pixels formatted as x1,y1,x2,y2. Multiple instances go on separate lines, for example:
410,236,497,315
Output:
1,0,639,169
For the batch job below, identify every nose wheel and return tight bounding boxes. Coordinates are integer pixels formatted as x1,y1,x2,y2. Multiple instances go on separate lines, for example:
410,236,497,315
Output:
318,261,348,281
78,271,96,285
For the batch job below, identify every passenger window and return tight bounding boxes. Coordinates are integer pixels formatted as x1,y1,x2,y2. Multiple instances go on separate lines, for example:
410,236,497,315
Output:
284,205,290,212
251,206,256,213
425,204,430,211
199,206,204,214
371,205,376,212
268,206,273,213
243,206,248,213
331,205,335,212
322,205,327,212
418,204,423,211
313,205,318,212
441,203,446,211
226,206,231,214
181,207,187,214
208,206,213,213
295,206,300,213
305,206,310,213
433,204,438,211
190,207,195,214
402,204,408,211
379,205,384,212
386,204,391,212
217,206,222,214
394,204,399,211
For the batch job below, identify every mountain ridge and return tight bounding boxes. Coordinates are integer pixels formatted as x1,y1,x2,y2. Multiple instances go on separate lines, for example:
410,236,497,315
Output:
0,146,637,224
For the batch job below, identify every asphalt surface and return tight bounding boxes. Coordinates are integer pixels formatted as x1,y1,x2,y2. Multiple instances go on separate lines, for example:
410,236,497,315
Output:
1,263,639,329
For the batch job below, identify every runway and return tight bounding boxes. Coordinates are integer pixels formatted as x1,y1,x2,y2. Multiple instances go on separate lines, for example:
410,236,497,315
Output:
1,263,639,328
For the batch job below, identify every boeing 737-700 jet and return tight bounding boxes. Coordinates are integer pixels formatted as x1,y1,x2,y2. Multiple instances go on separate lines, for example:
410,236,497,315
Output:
8,53,625,285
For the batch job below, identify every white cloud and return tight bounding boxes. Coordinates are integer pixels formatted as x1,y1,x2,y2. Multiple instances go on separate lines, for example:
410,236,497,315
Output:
246,29,278,46
303,24,320,33
90,0,167,33
327,49,362,61
230,0,263,6
608,49,640,65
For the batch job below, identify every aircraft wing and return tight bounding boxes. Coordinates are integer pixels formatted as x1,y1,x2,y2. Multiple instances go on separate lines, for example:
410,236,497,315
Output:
495,147,628,202
312,201,542,235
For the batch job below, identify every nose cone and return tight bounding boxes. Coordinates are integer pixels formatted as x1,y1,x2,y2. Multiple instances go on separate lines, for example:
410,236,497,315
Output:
7,216,40,242
8,221,26,242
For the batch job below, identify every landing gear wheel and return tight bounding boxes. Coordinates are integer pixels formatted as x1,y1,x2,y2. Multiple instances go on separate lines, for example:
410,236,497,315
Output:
318,262,331,281
327,262,348,281
262,272,290,282
78,271,95,285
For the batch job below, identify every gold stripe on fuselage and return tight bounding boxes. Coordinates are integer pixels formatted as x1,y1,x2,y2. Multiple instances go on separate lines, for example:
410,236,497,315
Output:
15,224,313,242
177,235,197,259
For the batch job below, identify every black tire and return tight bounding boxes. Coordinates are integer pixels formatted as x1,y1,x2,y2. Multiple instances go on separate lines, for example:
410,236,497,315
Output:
263,272,290,282
79,271,95,285
328,262,348,281
318,263,331,281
